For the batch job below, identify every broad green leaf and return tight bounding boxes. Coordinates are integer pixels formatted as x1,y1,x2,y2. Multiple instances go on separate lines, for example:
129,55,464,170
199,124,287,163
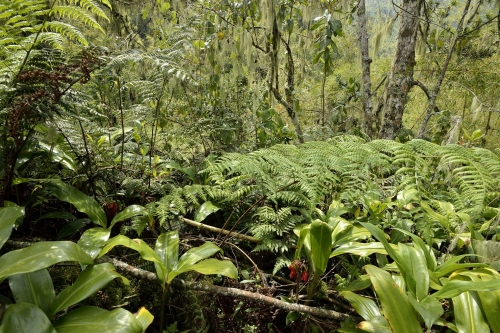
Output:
168,258,238,283
134,307,154,331
452,291,489,333
430,278,500,299
397,243,429,301
48,263,127,318
57,218,90,240
0,302,56,333
308,221,333,276
331,242,397,258
357,315,392,333
360,223,402,266
176,242,222,272
77,228,111,259
98,235,162,266
364,265,421,333
453,270,500,333
0,206,24,249
194,201,221,222
0,241,93,281
39,141,77,171
42,179,107,228
408,294,443,330
340,291,380,320
109,205,152,230
34,212,75,223
155,231,179,285
294,225,310,260
434,255,484,278
54,307,143,333
394,228,437,271
9,269,55,316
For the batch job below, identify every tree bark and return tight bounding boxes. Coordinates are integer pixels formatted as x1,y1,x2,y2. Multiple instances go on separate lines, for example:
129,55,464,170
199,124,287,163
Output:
379,0,422,140
358,0,374,138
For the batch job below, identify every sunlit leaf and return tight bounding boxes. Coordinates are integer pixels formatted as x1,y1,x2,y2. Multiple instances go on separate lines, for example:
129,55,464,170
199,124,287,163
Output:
109,205,152,230
341,291,380,320
53,307,143,333
0,302,56,333
194,201,221,222
0,206,24,249
9,269,55,316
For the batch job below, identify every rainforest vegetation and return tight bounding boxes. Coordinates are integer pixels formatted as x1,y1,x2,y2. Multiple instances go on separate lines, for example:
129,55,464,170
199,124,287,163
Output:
2,0,500,332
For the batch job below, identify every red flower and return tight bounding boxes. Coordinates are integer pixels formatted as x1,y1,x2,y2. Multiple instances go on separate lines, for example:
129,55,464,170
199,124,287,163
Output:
289,264,297,279
301,270,308,282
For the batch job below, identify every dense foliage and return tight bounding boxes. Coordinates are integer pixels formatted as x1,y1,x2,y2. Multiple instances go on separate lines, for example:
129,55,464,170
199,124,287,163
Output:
2,0,500,332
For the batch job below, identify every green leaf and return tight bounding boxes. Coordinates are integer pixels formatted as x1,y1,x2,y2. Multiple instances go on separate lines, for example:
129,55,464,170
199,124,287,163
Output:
308,221,333,276
357,315,392,333
340,291,380,320
169,258,238,282
9,269,55,316
430,278,500,299
48,263,127,318
155,231,178,285
38,141,77,171
134,307,154,331
98,235,162,266
397,243,429,301
453,291,489,333
42,179,107,228
0,206,24,249
53,307,143,333
109,205,152,230
168,242,224,283
194,201,221,222
364,265,421,333
331,242,397,258
0,241,93,282
57,218,89,240
77,228,111,259
0,302,56,333
408,294,443,330
34,212,75,224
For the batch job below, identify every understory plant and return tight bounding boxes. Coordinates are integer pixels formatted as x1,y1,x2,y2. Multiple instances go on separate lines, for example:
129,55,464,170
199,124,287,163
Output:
97,230,238,331
0,205,153,332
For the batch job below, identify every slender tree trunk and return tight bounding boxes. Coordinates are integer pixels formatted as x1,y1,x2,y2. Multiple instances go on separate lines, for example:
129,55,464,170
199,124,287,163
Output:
358,0,374,138
418,0,472,137
379,0,422,140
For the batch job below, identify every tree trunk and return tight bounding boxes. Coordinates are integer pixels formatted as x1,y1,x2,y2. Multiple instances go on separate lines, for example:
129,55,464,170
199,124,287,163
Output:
379,0,422,140
358,0,374,138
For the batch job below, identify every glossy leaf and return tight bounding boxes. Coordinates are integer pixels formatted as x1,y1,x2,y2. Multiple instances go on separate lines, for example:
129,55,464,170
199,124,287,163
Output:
42,179,107,228
430,278,500,299
9,269,55,316
155,231,179,285
48,263,127,318
109,205,152,230
408,294,443,330
308,220,333,276
394,228,437,271
34,212,75,224
357,315,392,333
453,291,489,333
175,242,222,272
0,302,56,333
38,141,77,171
0,241,93,282
194,201,221,222
77,227,111,259
340,291,380,320
397,243,429,301
168,258,238,283
134,307,154,332
98,235,162,266
364,265,422,333
53,307,143,333
331,242,396,258
57,218,90,240
0,206,24,249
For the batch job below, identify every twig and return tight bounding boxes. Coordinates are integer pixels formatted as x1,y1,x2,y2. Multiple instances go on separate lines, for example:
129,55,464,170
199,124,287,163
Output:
182,217,260,243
